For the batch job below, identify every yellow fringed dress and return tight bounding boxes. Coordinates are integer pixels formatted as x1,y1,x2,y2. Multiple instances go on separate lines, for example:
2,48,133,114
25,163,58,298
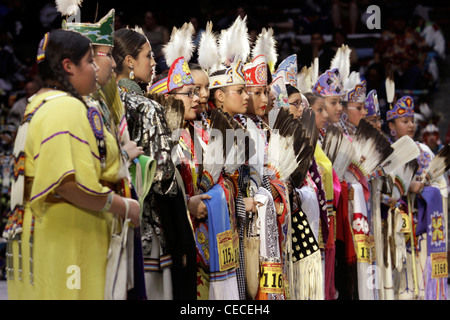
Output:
7,91,120,300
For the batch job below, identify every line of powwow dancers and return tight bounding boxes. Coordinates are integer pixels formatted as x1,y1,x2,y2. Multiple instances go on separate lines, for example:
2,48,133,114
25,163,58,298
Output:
3,3,450,300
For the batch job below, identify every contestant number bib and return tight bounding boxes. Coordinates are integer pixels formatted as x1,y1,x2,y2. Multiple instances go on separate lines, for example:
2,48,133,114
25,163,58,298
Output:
217,230,236,271
400,212,412,233
355,234,375,263
260,261,284,294
431,252,448,279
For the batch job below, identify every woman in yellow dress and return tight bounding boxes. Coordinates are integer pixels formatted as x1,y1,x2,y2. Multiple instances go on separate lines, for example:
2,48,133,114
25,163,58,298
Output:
5,29,140,300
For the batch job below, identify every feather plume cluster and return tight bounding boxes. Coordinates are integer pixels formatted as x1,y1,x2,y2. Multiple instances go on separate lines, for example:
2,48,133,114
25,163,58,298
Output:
55,0,82,16
207,108,254,176
347,119,394,179
267,108,315,182
197,21,221,74
297,66,313,94
218,15,250,66
378,135,420,175
330,44,351,84
252,27,278,73
344,71,361,94
322,125,354,180
162,22,195,67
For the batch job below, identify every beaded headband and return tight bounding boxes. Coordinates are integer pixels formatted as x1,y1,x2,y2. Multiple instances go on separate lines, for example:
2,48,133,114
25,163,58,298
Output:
243,55,268,87
364,89,380,117
312,68,344,96
386,95,414,121
149,56,195,94
62,9,115,47
343,80,366,103
274,54,297,88
209,56,246,89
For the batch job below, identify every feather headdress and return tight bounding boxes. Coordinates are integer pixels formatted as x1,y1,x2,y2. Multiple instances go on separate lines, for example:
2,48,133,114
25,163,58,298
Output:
251,27,278,73
218,15,250,66
55,0,82,17
197,21,221,74
162,22,195,67
329,44,351,85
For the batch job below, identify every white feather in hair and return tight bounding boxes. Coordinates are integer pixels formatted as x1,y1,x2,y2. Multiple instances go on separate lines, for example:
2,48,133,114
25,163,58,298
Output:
162,22,195,67
55,0,82,16
385,66,395,105
344,71,361,93
297,65,313,94
311,57,319,88
218,15,250,66
197,21,221,73
330,44,351,84
252,27,278,73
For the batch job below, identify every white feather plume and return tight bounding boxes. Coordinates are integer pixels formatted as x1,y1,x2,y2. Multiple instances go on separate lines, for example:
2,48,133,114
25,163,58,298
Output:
297,65,313,94
218,15,250,66
162,22,195,67
55,0,83,16
329,44,351,83
344,71,361,92
197,21,221,73
311,57,319,87
267,133,299,181
379,135,420,174
385,67,395,104
252,27,278,73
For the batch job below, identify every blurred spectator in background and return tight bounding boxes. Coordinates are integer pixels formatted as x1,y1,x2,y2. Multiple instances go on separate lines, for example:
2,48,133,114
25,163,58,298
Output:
331,27,359,71
298,31,334,73
411,5,446,84
142,11,170,73
373,10,429,90
7,79,40,127
114,10,127,30
331,0,359,34
422,123,444,155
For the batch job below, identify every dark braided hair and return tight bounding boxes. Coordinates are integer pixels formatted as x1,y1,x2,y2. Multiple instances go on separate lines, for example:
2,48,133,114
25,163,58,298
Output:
37,29,91,103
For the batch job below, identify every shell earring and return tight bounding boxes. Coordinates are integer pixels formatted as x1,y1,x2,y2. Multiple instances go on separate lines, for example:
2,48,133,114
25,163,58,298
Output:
129,66,135,80
390,129,397,137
